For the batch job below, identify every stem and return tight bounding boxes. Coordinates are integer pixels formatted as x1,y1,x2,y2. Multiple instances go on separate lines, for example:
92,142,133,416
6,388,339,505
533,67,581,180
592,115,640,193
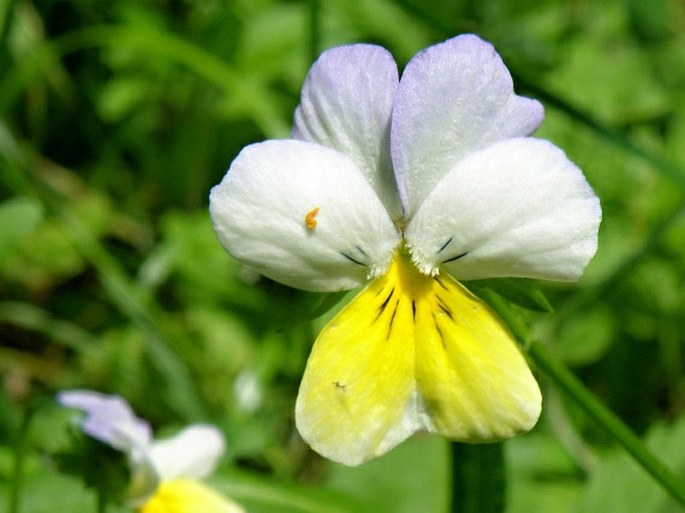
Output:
308,0,321,64
451,442,505,513
0,0,15,56
7,406,31,513
96,487,107,513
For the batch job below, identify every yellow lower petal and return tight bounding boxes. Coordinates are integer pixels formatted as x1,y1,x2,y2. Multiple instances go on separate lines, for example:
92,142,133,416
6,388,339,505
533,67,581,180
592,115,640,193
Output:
139,479,244,513
295,255,418,466
414,270,542,441
296,250,541,466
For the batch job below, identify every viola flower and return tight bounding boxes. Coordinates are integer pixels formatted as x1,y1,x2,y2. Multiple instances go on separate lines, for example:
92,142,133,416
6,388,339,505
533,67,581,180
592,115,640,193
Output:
209,34,601,466
58,390,245,513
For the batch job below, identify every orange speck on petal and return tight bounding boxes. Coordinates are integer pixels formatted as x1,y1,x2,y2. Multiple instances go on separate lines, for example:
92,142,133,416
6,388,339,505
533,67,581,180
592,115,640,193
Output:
305,207,320,230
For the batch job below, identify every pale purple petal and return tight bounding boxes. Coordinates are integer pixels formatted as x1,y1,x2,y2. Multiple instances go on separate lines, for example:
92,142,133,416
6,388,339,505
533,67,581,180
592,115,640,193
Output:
293,44,402,219
58,390,152,457
392,34,544,217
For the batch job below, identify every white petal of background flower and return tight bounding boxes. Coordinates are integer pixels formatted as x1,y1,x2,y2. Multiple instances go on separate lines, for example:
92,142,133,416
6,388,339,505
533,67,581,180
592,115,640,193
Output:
149,425,225,481
58,390,152,456
292,44,402,219
406,138,601,281
391,34,544,216
210,140,401,292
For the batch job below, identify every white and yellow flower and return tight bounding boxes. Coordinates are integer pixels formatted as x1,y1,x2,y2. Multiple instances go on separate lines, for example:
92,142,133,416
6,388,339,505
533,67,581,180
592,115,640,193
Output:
209,34,601,466
58,390,244,513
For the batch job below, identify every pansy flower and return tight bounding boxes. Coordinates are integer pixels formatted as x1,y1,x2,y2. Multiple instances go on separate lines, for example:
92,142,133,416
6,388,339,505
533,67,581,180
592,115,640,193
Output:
58,390,245,513
209,34,601,466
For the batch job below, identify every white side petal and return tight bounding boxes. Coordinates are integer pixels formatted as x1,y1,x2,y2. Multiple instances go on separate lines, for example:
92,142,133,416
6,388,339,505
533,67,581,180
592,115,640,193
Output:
405,138,601,281
58,390,152,458
392,34,544,216
149,425,225,481
210,140,400,292
293,45,402,219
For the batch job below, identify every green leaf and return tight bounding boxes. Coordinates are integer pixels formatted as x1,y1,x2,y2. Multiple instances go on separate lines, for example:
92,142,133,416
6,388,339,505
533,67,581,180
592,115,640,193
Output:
506,432,583,513
0,470,129,513
468,278,553,313
213,470,363,513
553,305,616,366
0,196,43,260
324,434,449,513
304,291,349,322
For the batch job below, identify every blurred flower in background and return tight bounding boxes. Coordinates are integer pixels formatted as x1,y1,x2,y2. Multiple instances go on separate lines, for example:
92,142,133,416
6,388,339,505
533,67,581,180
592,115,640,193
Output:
58,390,245,513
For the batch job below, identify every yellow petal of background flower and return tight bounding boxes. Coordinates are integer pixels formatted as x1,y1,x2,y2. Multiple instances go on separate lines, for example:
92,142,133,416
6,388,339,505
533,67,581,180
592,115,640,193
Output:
139,479,245,513
296,251,541,466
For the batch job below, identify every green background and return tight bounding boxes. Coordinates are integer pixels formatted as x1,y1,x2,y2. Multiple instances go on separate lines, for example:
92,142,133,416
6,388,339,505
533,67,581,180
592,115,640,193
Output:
1,0,685,511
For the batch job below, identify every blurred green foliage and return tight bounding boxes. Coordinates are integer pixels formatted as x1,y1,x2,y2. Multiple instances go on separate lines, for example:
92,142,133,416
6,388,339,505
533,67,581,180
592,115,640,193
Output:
1,0,685,512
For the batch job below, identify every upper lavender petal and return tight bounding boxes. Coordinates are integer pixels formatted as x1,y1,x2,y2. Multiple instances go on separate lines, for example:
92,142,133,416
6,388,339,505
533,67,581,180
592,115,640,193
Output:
292,44,402,219
391,34,544,217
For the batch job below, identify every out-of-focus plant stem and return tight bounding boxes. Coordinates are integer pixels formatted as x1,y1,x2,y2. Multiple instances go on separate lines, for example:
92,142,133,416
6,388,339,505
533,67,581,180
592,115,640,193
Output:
308,0,321,63
7,405,30,513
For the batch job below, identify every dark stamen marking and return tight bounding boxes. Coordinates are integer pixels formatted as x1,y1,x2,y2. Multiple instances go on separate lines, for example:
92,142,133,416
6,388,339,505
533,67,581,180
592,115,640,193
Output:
387,300,399,339
435,276,449,291
437,298,454,320
355,245,368,257
380,289,394,310
375,288,395,321
442,251,468,264
340,251,366,266
433,313,447,350
437,237,453,254
412,300,417,321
